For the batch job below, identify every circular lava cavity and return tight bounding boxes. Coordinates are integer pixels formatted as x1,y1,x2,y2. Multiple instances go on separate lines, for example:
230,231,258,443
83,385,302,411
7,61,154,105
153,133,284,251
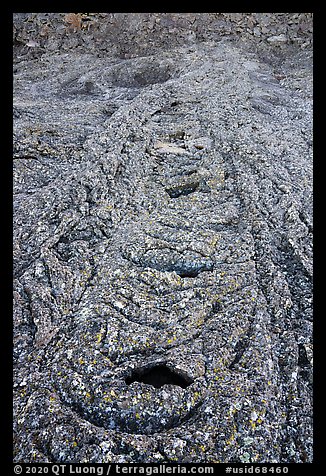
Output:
57,362,205,435
125,363,194,389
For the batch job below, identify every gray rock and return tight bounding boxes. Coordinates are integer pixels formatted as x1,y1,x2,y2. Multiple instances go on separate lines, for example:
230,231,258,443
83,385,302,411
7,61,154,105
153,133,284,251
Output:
267,34,288,45
13,14,312,464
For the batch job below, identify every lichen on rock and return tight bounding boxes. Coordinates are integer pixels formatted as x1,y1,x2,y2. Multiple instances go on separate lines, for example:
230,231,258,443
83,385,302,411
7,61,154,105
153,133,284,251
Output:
13,13,312,463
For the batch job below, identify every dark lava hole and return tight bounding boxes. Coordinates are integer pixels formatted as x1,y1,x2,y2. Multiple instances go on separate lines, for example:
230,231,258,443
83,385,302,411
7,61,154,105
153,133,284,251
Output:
174,262,214,278
177,269,201,278
125,364,193,389
166,181,200,198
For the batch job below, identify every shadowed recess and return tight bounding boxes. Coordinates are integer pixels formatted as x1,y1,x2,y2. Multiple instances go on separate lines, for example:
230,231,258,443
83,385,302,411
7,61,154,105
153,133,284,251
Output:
174,261,214,278
166,181,200,198
125,364,194,389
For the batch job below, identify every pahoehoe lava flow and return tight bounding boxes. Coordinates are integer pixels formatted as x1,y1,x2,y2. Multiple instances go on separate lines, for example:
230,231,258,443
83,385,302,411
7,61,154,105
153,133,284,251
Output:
13,13,313,463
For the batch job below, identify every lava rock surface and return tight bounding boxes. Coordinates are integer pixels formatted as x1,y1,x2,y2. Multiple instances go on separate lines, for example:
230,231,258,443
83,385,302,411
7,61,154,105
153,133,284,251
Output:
13,13,313,463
